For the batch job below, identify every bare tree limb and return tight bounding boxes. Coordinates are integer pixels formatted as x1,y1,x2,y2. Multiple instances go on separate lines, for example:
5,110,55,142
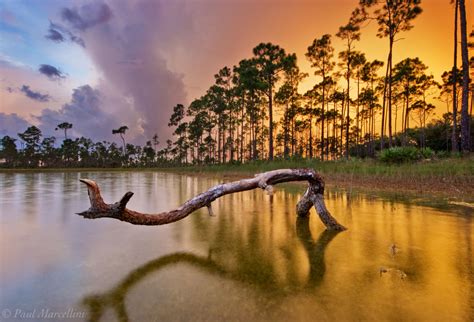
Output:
77,168,346,231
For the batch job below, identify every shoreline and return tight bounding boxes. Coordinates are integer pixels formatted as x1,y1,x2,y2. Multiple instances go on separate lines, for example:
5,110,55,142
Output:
1,158,473,202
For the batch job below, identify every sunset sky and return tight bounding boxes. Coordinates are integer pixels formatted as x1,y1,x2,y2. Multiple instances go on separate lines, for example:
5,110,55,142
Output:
0,0,472,145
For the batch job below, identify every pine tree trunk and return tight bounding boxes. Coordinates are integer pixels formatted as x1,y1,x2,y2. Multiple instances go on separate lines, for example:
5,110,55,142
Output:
345,70,350,159
388,37,394,147
309,100,313,159
321,79,325,160
380,52,390,150
452,0,459,152
268,79,274,160
459,0,470,153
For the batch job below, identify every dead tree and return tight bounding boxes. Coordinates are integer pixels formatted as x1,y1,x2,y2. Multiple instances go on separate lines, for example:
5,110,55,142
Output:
77,168,346,231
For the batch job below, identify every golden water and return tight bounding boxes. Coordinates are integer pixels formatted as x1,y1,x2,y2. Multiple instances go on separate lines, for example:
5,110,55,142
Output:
0,172,472,321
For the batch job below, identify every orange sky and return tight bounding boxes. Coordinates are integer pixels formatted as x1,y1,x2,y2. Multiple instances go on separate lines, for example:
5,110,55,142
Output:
169,0,473,123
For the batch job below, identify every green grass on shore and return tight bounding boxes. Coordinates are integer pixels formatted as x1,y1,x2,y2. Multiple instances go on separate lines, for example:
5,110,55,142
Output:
1,157,472,178
165,157,474,178
1,157,472,199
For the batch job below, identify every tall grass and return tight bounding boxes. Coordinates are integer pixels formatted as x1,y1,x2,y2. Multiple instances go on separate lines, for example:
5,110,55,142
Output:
166,157,473,179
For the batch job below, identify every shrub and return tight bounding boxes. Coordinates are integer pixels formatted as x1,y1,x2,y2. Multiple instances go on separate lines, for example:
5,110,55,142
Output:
419,147,434,159
378,146,432,164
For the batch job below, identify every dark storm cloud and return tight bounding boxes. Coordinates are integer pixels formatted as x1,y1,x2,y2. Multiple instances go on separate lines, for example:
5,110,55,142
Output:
61,2,112,31
20,85,51,102
38,64,65,81
0,113,31,137
36,85,117,140
45,21,85,47
57,0,191,141
45,26,64,42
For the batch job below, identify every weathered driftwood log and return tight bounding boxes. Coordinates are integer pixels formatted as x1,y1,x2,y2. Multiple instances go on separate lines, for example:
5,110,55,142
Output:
77,168,346,231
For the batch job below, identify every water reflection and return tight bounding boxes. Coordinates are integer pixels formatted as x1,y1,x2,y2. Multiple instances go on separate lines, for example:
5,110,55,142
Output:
82,219,341,322
0,172,472,321
296,217,341,288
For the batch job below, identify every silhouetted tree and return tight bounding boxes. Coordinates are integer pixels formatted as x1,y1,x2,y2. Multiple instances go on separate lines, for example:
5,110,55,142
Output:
253,43,295,160
306,35,335,160
359,0,422,149
458,0,470,153
55,122,73,140
18,126,42,166
112,125,128,156
0,136,18,166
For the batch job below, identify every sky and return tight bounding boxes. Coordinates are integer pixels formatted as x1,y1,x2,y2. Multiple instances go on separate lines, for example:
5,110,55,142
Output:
0,0,472,146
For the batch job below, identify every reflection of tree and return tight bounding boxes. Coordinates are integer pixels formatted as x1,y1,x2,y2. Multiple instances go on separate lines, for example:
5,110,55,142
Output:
82,224,341,322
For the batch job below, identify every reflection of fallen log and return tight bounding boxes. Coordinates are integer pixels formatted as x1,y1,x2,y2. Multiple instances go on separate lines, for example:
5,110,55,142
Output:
83,252,225,322
77,169,346,231
82,220,342,321
296,217,342,287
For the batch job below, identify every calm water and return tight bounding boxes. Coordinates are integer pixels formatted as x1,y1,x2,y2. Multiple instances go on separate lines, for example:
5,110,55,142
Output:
0,171,473,321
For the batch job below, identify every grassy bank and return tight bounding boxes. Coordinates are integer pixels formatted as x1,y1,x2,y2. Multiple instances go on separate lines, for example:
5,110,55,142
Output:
164,158,474,200
1,157,473,200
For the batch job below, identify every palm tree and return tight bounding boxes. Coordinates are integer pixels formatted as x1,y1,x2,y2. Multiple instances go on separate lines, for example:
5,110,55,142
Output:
112,126,129,156
55,122,73,140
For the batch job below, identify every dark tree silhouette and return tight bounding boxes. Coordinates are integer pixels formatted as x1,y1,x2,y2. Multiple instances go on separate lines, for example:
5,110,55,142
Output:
306,34,335,160
253,43,295,160
451,0,459,152
359,0,423,149
458,0,470,153
55,122,73,140
112,125,129,156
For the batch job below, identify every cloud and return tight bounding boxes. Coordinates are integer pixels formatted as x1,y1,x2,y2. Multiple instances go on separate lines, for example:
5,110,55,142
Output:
0,59,71,118
0,113,31,137
61,2,112,31
57,0,190,142
45,26,64,42
38,64,66,81
45,21,85,47
20,85,51,102
36,85,119,141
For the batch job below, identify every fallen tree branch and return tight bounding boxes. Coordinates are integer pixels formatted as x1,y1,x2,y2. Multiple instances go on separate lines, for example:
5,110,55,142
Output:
77,168,346,231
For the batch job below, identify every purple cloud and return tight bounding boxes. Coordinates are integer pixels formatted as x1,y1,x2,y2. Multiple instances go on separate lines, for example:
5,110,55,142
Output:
45,21,85,47
56,0,190,141
36,85,118,141
45,26,64,42
61,2,112,31
0,113,31,137
20,85,51,102
38,64,65,81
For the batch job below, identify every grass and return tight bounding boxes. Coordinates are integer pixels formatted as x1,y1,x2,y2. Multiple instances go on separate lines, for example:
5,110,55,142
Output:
162,157,474,200
164,157,473,178
1,157,473,199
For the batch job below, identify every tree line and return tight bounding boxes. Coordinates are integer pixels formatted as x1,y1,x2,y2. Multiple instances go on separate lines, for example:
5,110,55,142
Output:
163,0,472,164
1,0,473,168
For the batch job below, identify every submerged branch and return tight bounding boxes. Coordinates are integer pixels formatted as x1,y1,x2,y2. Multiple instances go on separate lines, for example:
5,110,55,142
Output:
77,168,346,231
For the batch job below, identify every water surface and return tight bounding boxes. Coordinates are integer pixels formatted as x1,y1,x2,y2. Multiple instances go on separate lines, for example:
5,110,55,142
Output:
0,171,472,321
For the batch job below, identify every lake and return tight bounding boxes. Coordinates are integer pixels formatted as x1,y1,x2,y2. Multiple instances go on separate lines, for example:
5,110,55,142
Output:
0,171,472,321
